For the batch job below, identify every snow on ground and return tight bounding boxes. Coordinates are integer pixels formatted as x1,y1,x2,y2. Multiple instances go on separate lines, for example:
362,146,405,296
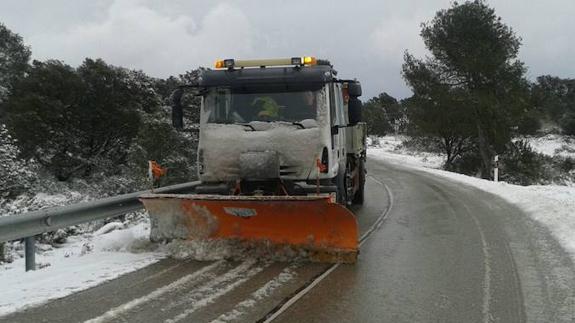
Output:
522,134,575,158
367,135,445,169
0,221,165,316
1,134,572,317
0,218,306,317
368,135,575,261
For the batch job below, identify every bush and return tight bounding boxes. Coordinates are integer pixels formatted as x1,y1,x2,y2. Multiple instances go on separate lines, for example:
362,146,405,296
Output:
559,157,575,173
126,112,198,187
543,156,575,185
500,140,546,185
560,115,575,135
0,124,36,199
517,113,542,135
399,136,443,154
4,59,160,181
448,149,482,176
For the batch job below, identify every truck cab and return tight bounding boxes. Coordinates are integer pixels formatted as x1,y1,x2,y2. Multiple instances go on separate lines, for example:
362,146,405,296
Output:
173,57,366,205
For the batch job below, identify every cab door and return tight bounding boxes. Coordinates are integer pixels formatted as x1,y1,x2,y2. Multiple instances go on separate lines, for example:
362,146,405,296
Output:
329,83,347,173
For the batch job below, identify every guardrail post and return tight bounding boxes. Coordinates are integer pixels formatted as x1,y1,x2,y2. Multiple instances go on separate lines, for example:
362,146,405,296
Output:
25,236,36,271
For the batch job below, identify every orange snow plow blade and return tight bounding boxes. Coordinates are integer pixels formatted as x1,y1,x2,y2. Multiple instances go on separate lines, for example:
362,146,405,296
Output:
140,194,358,263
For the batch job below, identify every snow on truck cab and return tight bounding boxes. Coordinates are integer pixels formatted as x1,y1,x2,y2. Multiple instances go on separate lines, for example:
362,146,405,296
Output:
141,57,366,263
180,57,365,202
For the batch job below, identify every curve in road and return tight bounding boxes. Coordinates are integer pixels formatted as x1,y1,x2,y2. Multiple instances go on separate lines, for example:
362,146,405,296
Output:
3,158,574,323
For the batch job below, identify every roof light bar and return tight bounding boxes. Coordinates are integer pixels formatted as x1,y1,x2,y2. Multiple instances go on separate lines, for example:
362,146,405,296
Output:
214,57,317,69
290,57,301,65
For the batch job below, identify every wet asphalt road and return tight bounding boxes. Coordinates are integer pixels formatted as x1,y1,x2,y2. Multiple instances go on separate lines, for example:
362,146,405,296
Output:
3,158,575,322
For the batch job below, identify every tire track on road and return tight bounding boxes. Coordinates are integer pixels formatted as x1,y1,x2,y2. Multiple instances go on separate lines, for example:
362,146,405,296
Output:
163,260,269,323
84,260,226,323
257,176,393,323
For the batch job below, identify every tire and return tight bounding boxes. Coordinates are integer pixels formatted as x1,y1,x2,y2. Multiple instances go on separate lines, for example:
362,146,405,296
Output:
336,167,347,205
353,159,365,205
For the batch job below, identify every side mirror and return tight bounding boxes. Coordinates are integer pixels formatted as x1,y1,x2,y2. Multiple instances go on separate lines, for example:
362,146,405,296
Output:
171,88,184,129
348,97,362,125
348,81,362,97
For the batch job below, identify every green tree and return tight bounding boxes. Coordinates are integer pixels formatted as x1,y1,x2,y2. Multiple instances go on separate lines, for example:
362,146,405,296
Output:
126,112,198,186
532,75,575,134
363,92,403,136
5,59,160,180
5,60,85,180
0,23,31,105
403,86,475,168
127,69,204,186
402,0,529,178
152,69,203,126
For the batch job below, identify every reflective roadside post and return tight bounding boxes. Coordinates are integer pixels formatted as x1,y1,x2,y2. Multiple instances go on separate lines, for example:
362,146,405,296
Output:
493,155,499,182
25,236,35,271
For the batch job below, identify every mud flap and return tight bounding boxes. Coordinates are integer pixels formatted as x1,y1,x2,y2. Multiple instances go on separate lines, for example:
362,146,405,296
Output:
140,194,358,263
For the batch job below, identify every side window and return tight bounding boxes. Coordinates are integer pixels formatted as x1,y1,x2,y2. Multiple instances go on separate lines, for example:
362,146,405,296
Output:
334,84,347,125
329,83,337,126
336,83,347,126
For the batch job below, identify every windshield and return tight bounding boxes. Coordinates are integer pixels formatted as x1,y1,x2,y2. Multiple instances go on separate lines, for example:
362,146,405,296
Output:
203,88,319,124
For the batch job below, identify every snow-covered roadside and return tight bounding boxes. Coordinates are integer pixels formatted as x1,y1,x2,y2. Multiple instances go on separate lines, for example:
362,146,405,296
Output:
368,136,575,261
366,136,444,168
0,221,165,316
522,134,575,158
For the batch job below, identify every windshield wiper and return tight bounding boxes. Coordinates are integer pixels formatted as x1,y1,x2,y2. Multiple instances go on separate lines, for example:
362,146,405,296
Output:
275,121,306,129
291,122,305,129
235,123,256,131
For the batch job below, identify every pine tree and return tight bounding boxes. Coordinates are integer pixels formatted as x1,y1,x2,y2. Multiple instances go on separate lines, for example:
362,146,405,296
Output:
402,0,530,178
0,22,31,107
363,93,404,136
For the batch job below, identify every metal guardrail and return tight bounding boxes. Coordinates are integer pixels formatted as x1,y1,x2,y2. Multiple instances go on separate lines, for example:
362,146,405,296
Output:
0,181,200,271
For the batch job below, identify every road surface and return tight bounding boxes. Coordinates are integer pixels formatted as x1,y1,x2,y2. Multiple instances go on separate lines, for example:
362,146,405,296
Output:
3,158,574,322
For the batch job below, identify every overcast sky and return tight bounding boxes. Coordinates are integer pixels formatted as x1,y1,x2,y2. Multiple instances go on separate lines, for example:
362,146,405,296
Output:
1,0,574,99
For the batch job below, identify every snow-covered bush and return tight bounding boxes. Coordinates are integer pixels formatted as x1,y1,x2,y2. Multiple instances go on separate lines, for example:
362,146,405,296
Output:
0,124,36,200
399,136,443,154
500,140,575,185
126,111,198,187
3,59,161,181
448,149,483,176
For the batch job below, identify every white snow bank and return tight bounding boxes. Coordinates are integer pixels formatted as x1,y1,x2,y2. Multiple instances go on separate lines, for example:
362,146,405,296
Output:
1,191,86,216
521,134,575,158
368,137,575,261
0,221,164,316
0,218,313,317
367,135,445,169
94,221,125,236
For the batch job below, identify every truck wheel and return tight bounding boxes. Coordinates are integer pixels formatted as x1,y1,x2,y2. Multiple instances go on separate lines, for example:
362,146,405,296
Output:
353,159,365,205
336,168,347,205
345,161,354,206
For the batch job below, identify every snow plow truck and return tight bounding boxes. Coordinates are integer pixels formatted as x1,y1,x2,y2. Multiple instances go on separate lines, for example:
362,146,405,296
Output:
140,57,366,263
